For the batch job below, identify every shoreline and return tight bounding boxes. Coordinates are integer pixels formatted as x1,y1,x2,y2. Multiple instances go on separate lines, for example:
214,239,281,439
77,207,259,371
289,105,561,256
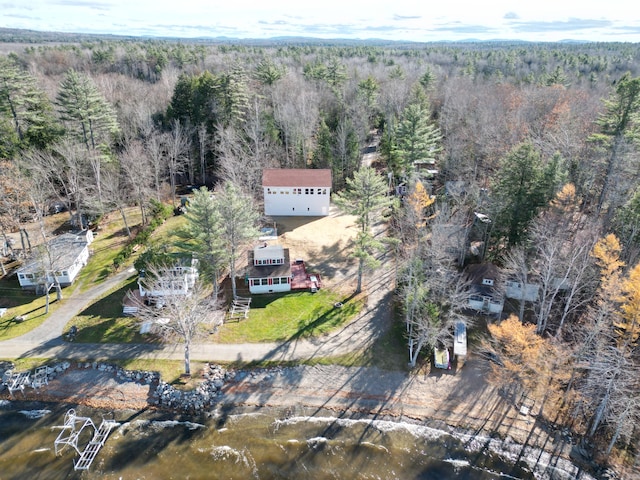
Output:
1,359,610,480
1,394,600,480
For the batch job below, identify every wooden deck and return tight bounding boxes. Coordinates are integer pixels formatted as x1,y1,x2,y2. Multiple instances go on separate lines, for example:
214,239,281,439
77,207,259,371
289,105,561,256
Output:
290,261,322,291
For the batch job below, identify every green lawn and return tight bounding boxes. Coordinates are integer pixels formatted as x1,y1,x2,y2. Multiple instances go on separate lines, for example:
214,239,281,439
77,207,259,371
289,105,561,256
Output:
67,277,159,343
74,207,145,289
0,275,63,341
68,287,364,345
215,289,364,343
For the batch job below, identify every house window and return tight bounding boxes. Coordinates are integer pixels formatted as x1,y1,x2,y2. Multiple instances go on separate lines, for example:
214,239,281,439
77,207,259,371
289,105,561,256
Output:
304,188,309,195
18,274,24,279
322,188,327,194
26,273,34,279
261,278,268,285
267,188,272,194
482,278,494,286
283,276,290,284
273,277,280,284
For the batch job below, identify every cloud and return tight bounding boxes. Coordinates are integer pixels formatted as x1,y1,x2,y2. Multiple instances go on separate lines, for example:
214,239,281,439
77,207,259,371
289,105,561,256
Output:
299,23,355,35
510,18,612,33
393,14,421,21
0,2,34,9
3,13,37,19
51,0,111,11
432,22,498,34
258,20,292,26
362,25,403,32
149,23,243,34
611,25,640,35
504,12,519,20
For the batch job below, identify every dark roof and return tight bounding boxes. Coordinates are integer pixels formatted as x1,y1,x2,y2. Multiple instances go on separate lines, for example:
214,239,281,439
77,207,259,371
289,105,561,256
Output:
263,169,332,188
464,263,501,284
246,247,292,279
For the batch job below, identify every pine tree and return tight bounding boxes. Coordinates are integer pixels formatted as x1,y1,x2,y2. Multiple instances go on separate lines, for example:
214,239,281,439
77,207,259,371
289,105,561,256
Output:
175,187,226,299
492,143,559,247
55,69,119,151
590,73,640,213
213,181,259,299
334,167,394,293
255,58,285,86
311,118,334,169
0,57,61,154
394,102,442,178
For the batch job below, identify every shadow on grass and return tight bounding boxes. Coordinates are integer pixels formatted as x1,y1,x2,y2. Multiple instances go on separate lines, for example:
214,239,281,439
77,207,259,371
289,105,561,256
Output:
71,278,160,345
290,292,360,340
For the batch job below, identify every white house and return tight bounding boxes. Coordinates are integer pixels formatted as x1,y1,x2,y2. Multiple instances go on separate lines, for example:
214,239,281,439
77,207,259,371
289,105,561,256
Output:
16,230,94,291
247,244,292,294
263,168,332,216
137,259,199,304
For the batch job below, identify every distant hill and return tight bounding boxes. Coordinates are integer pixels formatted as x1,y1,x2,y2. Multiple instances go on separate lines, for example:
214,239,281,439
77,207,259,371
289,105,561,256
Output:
0,27,139,43
0,27,597,47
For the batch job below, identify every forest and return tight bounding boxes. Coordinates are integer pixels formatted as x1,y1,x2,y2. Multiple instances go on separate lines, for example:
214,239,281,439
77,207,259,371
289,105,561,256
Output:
0,32,639,469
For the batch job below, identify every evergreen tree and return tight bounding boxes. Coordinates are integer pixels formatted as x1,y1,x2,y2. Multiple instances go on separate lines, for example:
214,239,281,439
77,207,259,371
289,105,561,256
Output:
213,181,259,299
357,76,379,112
0,57,61,154
55,69,119,151
334,167,394,293
393,102,442,178
590,73,640,213
255,58,285,86
311,118,334,169
167,73,197,125
492,143,559,247
175,187,225,299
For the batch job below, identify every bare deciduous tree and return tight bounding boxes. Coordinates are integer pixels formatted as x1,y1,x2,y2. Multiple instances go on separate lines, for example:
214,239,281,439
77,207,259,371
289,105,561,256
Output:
164,119,191,206
128,268,222,376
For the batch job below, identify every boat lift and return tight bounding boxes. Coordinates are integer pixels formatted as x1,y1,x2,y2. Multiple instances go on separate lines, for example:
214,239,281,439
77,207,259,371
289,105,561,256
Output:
54,408,119,471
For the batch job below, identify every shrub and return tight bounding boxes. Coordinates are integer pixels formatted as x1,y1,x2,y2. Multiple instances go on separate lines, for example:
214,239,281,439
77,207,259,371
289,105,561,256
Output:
112,200,173,270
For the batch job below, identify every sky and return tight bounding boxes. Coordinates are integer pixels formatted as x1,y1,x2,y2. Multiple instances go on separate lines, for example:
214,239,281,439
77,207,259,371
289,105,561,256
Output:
1,0,639,43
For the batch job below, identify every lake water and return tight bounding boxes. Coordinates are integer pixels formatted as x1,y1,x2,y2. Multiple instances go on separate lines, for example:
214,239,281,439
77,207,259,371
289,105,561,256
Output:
0,400,591,480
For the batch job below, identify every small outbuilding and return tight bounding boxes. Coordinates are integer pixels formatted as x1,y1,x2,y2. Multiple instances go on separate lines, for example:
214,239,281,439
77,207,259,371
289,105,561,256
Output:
263,168,332,216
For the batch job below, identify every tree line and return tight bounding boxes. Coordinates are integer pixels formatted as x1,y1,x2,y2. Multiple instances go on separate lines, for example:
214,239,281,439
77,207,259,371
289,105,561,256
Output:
1,36,639,466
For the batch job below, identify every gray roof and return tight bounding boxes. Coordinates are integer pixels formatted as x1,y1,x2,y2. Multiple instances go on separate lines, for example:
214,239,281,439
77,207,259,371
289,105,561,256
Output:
17,232,90,275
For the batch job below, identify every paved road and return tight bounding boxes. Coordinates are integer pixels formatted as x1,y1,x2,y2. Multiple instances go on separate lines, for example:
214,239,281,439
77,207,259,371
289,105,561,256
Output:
0,247,395,364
